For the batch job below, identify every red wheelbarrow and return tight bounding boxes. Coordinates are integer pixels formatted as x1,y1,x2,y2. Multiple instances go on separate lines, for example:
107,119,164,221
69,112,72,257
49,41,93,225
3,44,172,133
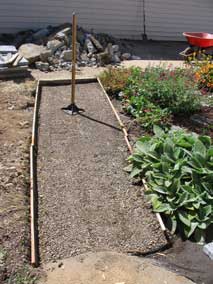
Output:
180,32,213,59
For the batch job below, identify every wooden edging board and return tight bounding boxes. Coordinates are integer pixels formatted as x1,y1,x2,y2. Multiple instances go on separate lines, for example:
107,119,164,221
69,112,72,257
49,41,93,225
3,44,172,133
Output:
30,77,167,267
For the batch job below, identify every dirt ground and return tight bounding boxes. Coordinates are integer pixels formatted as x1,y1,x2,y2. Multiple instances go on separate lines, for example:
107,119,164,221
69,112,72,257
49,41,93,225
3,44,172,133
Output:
42,251,195,284
37,83,167,264
0,79,38,283
150,238,213,284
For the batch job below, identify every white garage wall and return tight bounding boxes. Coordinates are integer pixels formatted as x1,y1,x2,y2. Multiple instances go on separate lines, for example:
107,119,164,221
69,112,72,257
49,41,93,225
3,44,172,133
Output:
0,0,143,39
145,0,213,40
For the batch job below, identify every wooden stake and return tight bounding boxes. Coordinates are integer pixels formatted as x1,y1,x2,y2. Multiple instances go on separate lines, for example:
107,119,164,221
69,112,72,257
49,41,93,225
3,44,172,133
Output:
71,13,77,104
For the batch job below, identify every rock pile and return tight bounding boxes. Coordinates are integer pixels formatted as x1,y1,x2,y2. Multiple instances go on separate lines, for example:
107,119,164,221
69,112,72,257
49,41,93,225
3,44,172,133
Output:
0,24,141,72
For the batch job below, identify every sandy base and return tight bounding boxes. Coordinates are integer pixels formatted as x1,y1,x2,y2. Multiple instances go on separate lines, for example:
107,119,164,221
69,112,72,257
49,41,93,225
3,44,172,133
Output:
41,251,194,284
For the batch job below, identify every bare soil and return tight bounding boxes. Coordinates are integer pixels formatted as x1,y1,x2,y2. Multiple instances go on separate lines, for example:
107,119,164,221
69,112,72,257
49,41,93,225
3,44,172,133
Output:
150,238,213,284
37,83,167,263
0,79,38,283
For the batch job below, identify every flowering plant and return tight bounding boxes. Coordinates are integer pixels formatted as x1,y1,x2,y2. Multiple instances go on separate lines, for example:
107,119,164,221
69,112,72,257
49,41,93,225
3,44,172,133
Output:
195,63,213,93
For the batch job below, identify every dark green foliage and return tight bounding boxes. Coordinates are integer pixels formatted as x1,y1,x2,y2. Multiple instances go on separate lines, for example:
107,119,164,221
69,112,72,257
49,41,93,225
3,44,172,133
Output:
100,66,201,130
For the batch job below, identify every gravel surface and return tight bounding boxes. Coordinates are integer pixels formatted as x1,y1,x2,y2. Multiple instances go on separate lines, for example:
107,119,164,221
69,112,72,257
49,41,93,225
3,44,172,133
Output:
37,83,167,263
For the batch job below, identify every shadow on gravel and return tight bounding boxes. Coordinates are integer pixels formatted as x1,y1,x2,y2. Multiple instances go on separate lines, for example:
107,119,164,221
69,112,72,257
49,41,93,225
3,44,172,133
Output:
79,112,122,132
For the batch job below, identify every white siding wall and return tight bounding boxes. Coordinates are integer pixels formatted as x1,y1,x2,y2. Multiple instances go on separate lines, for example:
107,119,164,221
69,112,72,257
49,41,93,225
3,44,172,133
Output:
145,0,213,40
0,0,143,39
0,0,212,40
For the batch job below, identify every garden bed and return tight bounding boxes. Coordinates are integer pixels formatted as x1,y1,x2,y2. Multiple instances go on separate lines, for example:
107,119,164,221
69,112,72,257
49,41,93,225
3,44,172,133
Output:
100,65,213,284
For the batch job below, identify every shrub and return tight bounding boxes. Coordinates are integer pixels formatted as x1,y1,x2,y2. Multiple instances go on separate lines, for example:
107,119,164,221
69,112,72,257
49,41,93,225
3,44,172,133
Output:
127,126,213,243
124,66,201,115
99,67,131,97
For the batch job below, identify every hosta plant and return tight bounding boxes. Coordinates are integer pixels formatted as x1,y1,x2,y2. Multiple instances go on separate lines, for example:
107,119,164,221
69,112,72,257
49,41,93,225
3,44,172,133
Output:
127,126,213,243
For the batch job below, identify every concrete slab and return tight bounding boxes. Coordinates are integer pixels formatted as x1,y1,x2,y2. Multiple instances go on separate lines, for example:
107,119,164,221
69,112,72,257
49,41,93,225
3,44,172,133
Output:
41,252,195,284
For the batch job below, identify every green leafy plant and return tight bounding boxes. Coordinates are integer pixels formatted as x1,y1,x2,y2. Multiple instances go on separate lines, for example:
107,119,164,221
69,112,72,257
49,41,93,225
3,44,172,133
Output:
124,66,201,115
127,126,213,243
124,95,171,130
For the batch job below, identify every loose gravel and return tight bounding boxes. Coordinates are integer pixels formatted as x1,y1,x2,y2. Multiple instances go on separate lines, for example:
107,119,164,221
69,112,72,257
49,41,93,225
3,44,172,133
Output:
37,83,167,263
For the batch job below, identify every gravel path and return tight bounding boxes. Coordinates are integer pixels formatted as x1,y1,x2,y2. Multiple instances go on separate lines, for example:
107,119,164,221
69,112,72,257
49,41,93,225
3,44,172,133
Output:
37,83,166,263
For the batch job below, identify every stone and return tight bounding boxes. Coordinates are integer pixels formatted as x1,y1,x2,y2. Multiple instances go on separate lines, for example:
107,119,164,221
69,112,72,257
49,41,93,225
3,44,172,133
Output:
47,40,64,53
112,54,121,63
40,49,52,62
18,43,45,64
121,53,131,60
0,45,17,54
58,27,71,36
112,45,119,53
35,61,49,72
77,29,85,46
85,38,96,54
33,28,50,41
60,50,72,61
131,55,141,60
80,51,89,62
203,242,213,260
106,43,114,57
97,51,111,66
88,34,103,51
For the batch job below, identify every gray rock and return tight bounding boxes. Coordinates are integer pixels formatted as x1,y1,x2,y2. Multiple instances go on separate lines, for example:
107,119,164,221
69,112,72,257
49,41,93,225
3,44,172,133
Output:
80,51,89,62
59,27,71,36
33,28,49,40
112,54,121,63
112,45,119,53
47,40,64,53
85,38,96,54
18,43,45,64
203,242,213,260
77,30,85,46
121,53,131,60
131,55,141,60
0,45,17,54
97,51,111,66
35,61,49,72
88,34,103,51
55,31,66,41
40,49,52,62
106,43,114,57
60,50,72,61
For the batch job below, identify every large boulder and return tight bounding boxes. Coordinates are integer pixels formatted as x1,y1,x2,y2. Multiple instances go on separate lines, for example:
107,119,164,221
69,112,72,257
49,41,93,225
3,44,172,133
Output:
47,39,64,53
18,43,45,64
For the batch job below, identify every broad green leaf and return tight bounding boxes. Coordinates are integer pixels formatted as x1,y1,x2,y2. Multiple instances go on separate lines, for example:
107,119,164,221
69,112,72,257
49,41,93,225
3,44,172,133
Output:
124,164,133,172
178,211,191,227
194,228,206,244
136,141,150,154
199,136,211,148
130,167,142,178
185,222,198,238
153,125,164,137
193,140,207,157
